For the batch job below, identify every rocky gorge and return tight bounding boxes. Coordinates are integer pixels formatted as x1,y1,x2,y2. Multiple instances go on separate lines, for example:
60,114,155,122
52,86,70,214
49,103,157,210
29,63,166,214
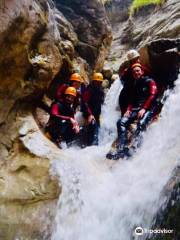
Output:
0,0,112,238
0,0,179,239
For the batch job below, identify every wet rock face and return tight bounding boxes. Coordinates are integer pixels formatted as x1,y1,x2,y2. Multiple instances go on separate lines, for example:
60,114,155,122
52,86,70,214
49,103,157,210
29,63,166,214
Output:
106,0,180,72
55,0,112,70
139,38,180,89
0,0,62,123
125,0,180,46
105,0,132,23
0,0,112,238
0,1,62,238
147,167,180,240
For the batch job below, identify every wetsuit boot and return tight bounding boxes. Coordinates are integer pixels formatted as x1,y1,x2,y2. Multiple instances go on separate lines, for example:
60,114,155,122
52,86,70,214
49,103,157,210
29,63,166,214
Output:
116,117,129,158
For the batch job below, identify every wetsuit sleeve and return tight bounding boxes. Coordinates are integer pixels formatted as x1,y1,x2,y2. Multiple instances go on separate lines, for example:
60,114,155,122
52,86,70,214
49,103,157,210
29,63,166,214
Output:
82,90,92,116
120,68,129,84
119,61,129,76
121,68,128,77
51,103,73,121
143,80,157,110
56,84,67,99
127,104,133,112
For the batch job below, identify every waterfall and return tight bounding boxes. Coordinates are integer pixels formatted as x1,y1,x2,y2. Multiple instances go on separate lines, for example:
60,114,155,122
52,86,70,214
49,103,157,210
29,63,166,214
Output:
50,74,180,240
99,77,122,145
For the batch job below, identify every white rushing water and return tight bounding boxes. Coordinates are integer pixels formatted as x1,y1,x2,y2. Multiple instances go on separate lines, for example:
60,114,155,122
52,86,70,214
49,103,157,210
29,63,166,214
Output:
51,74,180,240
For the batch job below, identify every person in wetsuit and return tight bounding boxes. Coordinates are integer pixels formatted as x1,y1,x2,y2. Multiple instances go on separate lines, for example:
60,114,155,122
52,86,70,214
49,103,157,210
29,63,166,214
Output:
114,63,157,159
119,49,149,115
56,73,84,111
82,72,105,146
47,87,80,146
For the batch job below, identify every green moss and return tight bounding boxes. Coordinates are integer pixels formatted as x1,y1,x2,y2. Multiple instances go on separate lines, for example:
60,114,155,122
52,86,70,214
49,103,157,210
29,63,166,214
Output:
130,0,164,15
100,0,111,4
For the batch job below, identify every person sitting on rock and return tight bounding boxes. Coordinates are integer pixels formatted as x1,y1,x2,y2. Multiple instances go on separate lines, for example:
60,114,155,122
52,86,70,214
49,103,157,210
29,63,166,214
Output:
47,87,80,146
82,72,105,146
115,63,157,159
119,49,150,115
56,73,84,110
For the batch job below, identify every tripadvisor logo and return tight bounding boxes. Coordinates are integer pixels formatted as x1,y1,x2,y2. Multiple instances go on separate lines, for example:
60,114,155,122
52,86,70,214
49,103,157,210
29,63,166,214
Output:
135,227,144,236
134,226,174,236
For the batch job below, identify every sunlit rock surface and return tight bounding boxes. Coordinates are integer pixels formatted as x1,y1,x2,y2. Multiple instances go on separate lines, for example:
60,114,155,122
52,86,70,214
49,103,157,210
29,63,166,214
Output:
0,0,112,238
105,0,180,71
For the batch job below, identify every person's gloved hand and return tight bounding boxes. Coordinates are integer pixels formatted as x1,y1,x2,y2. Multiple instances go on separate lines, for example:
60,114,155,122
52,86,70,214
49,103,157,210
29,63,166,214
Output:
73,124,80,134
123,110,131,118
70,118,80,133
138,108,146,119
88,114,96,124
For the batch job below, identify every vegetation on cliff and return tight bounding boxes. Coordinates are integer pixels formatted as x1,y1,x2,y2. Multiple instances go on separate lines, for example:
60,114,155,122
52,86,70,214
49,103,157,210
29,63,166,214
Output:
130,0,164,14
103,0,164,15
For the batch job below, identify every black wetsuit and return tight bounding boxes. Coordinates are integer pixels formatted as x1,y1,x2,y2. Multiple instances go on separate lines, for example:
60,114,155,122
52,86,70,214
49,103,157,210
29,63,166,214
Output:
119,65,150,115
82,83,104,145
119,68,135,115
47,100,76,143
117,75,157,153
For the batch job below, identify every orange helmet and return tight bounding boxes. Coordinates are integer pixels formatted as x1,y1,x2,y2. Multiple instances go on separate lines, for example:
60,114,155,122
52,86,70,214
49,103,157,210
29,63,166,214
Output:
92,72,103,82
70,73,82,83
64,87,77,97
131,63,143,70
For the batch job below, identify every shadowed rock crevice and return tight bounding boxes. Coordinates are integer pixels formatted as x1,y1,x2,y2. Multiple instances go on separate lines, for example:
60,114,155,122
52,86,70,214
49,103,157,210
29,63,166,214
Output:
105,0,132,23
139,38,180,89
55,0,112,70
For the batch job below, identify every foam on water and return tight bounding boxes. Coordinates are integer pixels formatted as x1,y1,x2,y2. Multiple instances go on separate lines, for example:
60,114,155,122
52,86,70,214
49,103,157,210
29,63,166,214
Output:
51,75,180,240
